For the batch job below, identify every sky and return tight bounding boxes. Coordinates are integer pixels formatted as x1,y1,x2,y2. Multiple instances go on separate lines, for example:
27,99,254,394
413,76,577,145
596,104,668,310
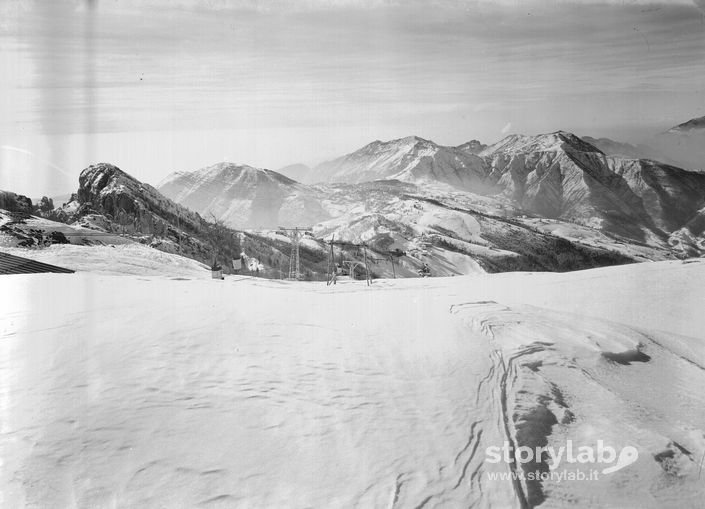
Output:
1,0,705,196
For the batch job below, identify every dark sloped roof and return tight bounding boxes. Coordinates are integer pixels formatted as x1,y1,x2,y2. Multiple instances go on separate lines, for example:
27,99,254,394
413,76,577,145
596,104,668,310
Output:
0,251,74,275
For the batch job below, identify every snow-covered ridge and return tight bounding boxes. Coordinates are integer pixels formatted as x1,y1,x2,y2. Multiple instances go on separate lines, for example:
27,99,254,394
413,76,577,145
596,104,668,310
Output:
158,162,328,229
158,162,298,202
480,131,602,157
312,135,492,192
156,131,705,261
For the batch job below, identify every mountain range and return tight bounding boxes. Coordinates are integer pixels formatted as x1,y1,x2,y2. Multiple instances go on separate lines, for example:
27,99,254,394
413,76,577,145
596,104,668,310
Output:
3,116,705,278
158,128,705,256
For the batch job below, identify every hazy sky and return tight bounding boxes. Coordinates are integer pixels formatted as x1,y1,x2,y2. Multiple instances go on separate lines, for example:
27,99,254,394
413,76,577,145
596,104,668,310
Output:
1,0,705,196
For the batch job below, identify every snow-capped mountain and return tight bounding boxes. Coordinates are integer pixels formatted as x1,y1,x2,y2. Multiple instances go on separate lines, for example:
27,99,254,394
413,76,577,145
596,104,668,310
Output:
481,131,705,245
312,136,495,193
158,162,328,229
482,132,656,238
313,131,705,246
153,132,705,272
607,157,705,233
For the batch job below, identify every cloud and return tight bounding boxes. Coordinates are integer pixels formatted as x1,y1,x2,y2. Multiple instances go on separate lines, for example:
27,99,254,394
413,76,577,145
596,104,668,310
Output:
500,122,512,134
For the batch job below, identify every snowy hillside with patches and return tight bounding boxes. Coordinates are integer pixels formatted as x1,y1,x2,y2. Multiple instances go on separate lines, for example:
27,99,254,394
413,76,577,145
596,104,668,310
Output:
156,131,705,270
158,162,328,229
1,250,704,508
312,136,494,193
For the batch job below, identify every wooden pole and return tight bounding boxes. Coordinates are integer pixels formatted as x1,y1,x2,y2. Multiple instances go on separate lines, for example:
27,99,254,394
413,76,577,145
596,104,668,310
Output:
326,238,333,286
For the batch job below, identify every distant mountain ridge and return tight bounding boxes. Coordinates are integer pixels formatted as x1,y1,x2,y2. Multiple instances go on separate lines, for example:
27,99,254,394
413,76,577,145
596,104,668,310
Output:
155,130,705,258
582,116,705,171
649,115,705,171
312,135,496,193
666,115,705,134
158,162,328,229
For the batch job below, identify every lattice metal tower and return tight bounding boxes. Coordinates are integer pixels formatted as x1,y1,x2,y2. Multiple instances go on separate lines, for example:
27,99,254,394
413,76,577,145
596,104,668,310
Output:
288,228,301,279
279,227,312,280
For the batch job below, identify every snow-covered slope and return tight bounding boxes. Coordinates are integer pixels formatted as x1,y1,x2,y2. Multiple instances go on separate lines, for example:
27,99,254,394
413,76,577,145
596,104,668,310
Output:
313,136,494,193
158,162,328,229
1,257,704,508
151,132,705,268
0,243,209,277
155,158,677,276
607,157,705,234
312,181,654,276
481,131,705,244
308,132,705,249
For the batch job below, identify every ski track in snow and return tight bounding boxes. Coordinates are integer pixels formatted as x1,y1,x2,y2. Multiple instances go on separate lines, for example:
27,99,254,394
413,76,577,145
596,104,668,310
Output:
1,259,705,508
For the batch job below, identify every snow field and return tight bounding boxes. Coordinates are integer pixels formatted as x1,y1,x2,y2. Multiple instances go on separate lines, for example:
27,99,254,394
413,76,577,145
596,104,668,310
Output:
0,254,704,508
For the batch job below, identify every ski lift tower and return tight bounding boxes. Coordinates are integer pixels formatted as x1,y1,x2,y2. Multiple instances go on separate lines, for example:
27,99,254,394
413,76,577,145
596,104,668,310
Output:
326,238,372,286
279,227,313,280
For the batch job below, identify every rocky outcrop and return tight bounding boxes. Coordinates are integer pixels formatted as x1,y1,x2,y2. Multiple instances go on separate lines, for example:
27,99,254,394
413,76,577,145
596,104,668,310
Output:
58,163,226,267
0,190,33,214
75,163,204,236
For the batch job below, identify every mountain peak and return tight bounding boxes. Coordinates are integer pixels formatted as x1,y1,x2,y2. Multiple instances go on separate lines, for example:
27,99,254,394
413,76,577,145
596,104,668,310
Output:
161,161,297,188
667,115,705,133
157,161,317,228
483,131,601,156
361,135,435,150
398,135,432,144
78,163,143,202
198,161,259,176
456,140,487,154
